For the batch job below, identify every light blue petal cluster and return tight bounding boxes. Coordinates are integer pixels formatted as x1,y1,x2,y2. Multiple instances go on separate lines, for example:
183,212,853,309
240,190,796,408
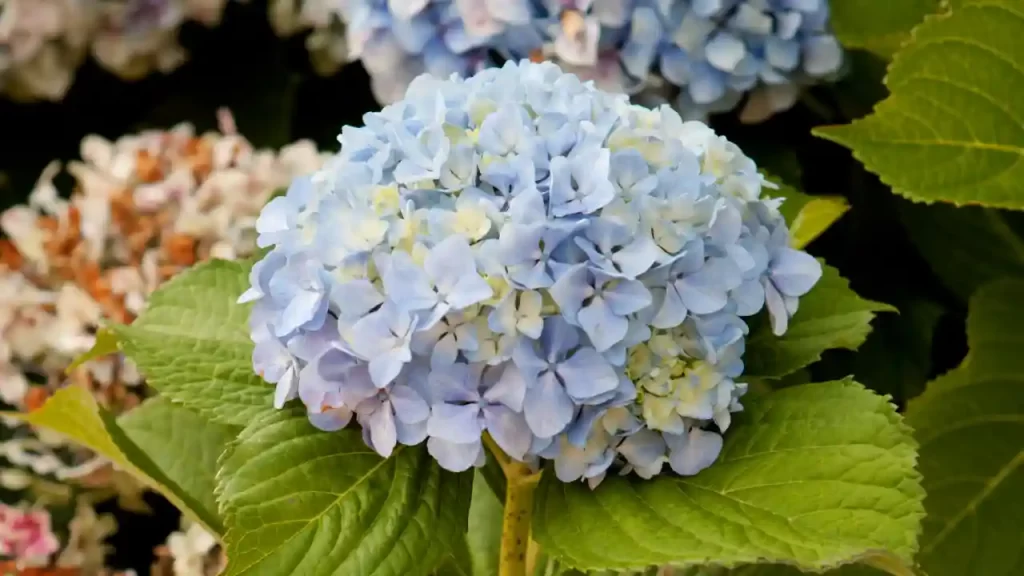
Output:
341,0,843,121
244,60,821,484
619,0,844,121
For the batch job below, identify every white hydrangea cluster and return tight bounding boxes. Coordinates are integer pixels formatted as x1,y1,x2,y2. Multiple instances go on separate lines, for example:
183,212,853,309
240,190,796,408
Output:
0,111,325,504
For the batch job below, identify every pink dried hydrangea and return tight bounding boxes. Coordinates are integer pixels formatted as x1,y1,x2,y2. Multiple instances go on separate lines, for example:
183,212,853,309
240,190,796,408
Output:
0,504,60,564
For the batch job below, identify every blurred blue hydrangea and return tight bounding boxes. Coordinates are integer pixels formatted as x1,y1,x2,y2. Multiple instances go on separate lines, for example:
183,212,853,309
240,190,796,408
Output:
341,0,843,122
244,60,821,485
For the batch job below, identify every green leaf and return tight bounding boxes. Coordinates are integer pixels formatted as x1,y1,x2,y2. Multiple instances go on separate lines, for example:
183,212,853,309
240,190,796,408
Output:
115,259,272,427
816,0,1024,209
831,51,891,121
680,564,886,576
118,398,239,533
901,201,1024,300
744,264,895,379
67,327,120,372
533,380,924,574
854,300,946,402
905,279,1024,576
435,471,503,576
763,175,850,249
216,406,473,576
2,387,226,536
830,0,941,57
465,473,503,576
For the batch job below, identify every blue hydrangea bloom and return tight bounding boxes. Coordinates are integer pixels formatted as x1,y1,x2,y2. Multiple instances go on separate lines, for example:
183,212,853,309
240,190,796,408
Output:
341,0,843,122
244,60,822,484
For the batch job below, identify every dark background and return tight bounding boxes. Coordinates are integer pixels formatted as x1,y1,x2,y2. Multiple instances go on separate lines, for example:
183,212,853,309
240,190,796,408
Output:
0,2,978,572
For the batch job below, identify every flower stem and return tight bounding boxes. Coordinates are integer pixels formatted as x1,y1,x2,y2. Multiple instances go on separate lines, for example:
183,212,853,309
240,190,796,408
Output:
484,434,542,576
500,460,540,576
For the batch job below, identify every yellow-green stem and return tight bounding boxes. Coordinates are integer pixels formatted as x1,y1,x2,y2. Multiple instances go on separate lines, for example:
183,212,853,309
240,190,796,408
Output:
500,461,537,576
484,434,542,576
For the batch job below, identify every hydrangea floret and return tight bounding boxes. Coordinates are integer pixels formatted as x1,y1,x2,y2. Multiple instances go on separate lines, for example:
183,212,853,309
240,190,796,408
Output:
342,0,843,121
243,60,822,484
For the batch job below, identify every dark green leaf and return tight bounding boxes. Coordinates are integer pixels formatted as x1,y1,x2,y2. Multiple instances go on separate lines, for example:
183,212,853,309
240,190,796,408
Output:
906,279,1024,576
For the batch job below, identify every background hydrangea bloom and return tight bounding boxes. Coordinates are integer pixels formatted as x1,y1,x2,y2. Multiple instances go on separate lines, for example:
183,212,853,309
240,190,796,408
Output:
340,0,842,121
0,112,325,573
244,60,822,484
0,0,92,101
269,0,348,75
0,0,235,100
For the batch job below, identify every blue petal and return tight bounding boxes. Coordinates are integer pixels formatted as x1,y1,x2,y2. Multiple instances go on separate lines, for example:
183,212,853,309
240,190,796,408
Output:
732,279,766,317
427,402,483,443
763,277,789,336
523,371,575,438
549,263,590,324
308,408,353,432
617,429,666,478
666,428,722,476
803,35,843,77
390,383,430,424
478,103,532,156
430,333,461,368
369,348,412,388
365,406,398,457
770,248,822,296
483,405,532,460
427,437,484,472
650,284,687,329
330,279,384,320
273,364,298,409
602,278,652,316
381,251,438,313
396,417,429,446
558,347,619,402
483,362,527,411
578,298,628,352
538,316,581,361
678,258,741,315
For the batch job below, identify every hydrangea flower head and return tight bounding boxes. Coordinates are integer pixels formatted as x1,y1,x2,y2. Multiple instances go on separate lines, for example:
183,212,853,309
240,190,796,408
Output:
341,1,843,122
637,0,845,122
244,60,822,484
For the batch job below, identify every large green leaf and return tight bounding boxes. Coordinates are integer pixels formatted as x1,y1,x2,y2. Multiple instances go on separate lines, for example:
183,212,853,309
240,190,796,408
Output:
905,279,1024,576
901,202,1024,300
216,406,473,576
2,387,227,536
744,265,895,379
114,259,273,427
830,0,941,57
533,380,924,574
816,0,1024,210
118,397,239,532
